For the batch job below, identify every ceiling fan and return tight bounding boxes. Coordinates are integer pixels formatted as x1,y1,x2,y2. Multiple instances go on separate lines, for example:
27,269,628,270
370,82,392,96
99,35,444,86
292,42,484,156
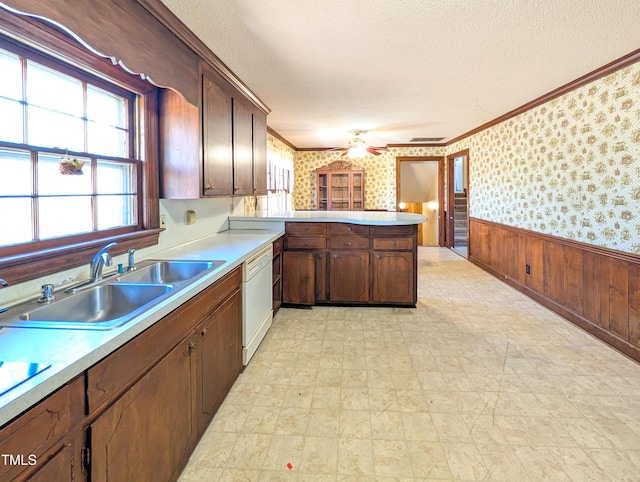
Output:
333,130,387,158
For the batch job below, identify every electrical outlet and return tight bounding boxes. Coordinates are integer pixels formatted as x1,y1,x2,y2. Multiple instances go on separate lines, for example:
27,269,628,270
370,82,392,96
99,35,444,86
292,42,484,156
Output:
525,264,531,275
159,214,167,229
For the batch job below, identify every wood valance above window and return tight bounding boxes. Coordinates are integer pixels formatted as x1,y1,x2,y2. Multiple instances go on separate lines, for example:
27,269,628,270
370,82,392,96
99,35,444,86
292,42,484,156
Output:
0,0,199,105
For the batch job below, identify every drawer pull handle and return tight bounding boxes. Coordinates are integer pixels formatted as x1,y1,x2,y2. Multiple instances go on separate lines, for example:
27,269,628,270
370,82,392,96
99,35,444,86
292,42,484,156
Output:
201,327,209,338
188,342,196,353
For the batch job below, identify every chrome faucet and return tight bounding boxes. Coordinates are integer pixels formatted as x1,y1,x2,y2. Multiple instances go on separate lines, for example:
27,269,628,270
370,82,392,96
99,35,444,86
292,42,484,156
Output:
89,242,118,282
127,248,136,271
0,278,7,288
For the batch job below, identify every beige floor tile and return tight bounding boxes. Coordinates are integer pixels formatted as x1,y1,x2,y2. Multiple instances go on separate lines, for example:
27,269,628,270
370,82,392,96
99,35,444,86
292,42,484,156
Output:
371,440,413,477
336,438,375,475
306,408,341,437
370,410,405,440
339,410,372,439
263,435,305,471
300,437,338,474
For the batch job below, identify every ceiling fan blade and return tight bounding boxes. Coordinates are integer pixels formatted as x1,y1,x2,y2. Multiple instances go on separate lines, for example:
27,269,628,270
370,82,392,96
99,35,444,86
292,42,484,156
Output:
366,146,382,156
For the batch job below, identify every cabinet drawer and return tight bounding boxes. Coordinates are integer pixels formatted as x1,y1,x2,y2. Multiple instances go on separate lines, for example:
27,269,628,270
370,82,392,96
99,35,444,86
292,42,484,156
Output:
372,237,414,250
286,236,326,249
286,222,327,236
329,223,369,236
370,225,414,236
0,376,83,481
87,267,241,413
329,236,369,250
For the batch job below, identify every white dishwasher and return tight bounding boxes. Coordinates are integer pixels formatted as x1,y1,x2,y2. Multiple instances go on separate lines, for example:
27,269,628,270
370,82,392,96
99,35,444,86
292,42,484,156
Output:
242,244,273,365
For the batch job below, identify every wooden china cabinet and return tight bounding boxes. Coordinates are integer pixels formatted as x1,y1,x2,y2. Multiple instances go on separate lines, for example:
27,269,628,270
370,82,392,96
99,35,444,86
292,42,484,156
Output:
316,161,365,211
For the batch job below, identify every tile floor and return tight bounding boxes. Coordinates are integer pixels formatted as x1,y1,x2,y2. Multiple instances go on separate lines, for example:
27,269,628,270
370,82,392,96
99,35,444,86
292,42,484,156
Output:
179,247,640,481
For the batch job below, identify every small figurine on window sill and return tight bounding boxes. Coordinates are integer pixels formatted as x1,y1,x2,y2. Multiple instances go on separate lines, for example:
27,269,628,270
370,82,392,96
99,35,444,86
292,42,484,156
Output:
59,155,85,175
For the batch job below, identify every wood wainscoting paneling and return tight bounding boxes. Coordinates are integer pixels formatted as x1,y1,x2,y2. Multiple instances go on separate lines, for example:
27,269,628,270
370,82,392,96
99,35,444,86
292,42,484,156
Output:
468,217,640,363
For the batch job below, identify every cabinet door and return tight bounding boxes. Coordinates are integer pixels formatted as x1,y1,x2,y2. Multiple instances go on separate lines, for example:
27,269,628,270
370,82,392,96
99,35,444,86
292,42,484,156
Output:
253,111,267,195
29,432,83,482
283,251,315,305
314,251,328,303
352,172,364,210
202,73,233,196
233,100,254,195
90,334,197,482
159,89,200,199
372,252,415,304
197,289,242,435
329,251,369,303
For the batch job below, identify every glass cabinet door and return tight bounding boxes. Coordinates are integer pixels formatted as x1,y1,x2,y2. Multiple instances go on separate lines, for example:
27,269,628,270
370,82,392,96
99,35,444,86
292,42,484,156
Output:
317,172,328,210
352,172,363,210
330,173,350,210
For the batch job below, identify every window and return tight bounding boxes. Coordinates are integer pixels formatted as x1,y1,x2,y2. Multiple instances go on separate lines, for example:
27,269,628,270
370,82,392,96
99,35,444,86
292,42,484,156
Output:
0,45,140,250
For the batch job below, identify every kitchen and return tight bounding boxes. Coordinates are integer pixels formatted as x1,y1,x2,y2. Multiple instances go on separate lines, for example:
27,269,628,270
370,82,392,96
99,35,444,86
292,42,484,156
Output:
1,1,640,480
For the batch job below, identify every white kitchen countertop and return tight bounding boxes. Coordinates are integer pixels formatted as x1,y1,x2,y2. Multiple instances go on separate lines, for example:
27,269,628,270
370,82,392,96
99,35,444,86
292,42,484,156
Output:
229,210,427,228
0,228,283,427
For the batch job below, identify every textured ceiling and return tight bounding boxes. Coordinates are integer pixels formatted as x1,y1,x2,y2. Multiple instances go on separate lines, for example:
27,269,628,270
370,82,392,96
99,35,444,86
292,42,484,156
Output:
159,0,640,149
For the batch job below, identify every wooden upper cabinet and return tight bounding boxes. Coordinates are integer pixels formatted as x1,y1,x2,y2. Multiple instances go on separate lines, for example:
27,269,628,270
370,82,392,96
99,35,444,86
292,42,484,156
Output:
232,99,254,195
253,111,268,195
203,70,234,196
159,89,200,199
160,60,269,199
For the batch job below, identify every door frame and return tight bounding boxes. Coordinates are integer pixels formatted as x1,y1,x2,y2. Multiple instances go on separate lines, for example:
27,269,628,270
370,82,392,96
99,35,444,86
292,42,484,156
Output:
446,149,470,249
395,156,445,246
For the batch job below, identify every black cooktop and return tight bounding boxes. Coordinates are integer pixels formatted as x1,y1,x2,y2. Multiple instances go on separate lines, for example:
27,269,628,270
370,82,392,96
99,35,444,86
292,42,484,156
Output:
0,362,51,397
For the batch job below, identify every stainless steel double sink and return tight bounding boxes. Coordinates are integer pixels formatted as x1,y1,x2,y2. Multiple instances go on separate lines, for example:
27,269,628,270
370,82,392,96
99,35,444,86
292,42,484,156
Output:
0,260,226,330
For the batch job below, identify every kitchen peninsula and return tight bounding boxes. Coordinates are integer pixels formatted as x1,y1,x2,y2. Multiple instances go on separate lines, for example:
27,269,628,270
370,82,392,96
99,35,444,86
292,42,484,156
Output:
230,211,426,307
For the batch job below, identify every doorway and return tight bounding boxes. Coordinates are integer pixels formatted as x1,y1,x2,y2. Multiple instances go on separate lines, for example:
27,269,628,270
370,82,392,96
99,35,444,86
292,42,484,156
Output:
446,149,469,256
395,157,444,246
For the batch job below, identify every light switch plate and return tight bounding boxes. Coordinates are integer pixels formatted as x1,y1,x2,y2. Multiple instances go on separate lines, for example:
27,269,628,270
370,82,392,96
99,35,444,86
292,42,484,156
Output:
159,214,167,229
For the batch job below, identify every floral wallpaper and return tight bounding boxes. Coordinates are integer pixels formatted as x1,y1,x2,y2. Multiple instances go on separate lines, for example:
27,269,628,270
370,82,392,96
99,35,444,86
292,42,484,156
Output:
244,133,295,214
448,61,640,255
294,146,445,211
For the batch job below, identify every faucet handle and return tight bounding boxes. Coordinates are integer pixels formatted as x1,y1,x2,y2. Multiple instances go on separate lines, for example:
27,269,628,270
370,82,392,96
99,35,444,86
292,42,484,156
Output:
0,278,7,288
101,252,113,266
37,277,75,303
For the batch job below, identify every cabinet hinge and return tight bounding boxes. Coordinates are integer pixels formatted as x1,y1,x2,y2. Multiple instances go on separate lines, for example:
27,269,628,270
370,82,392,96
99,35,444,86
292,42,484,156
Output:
81,443,91,472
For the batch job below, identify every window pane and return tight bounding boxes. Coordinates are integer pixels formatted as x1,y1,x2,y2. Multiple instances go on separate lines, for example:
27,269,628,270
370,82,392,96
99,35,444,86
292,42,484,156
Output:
98,195,136,229
26,62,83,116
38,153,92,195
0,198,32,246
39,196,92,239
87,86,127,128
0,149,31,196
0,98,23,144
27,106,84,151
97,160,135,194
88,122,127,157
0,50,22,101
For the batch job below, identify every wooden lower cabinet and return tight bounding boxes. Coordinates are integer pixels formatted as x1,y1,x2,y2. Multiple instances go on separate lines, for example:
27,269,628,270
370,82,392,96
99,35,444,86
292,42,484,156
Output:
283,222,417,306
90,333,198,482
372,251,414,303
197,289,242,435
1,267,244,482
0,377,84,482
329,251,370,302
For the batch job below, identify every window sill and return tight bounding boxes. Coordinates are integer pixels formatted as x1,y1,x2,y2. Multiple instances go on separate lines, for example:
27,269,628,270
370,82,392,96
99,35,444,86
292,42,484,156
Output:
0,229,162,286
